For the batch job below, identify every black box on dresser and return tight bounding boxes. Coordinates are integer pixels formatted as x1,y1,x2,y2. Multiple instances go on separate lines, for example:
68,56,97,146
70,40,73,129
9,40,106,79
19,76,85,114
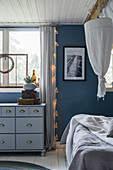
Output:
22,90,37,99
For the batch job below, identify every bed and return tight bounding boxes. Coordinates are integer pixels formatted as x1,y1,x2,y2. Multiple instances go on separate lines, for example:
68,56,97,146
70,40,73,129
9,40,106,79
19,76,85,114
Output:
61,114,113,170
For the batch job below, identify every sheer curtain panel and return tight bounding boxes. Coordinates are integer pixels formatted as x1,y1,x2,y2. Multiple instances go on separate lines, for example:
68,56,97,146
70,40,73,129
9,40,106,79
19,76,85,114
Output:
84,18,113,99
101,0,113,26
40,26,56,150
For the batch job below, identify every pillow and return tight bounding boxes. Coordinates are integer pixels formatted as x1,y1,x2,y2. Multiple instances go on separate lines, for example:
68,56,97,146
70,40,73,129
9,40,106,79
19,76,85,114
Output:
60,123,70,144
107,119,113,137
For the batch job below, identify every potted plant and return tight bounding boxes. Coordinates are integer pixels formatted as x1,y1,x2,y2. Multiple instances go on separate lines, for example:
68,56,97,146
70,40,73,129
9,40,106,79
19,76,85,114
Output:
23,76,37,90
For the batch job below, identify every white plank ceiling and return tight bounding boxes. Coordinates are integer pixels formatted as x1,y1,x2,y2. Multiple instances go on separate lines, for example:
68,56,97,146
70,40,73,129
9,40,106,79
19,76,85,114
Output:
0,0,97,25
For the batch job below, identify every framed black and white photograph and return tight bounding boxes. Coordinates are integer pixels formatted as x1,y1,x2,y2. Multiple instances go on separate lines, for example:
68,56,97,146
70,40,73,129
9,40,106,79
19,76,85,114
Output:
63,46,85,80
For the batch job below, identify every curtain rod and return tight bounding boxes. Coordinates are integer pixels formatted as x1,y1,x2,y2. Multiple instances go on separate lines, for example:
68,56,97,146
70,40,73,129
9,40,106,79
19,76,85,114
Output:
0,22,83,27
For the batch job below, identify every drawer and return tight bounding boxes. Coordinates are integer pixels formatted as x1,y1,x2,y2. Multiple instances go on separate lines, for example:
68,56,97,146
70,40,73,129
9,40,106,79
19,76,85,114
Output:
0,118,15,133
0,134,15,149
16,107,29,116
16,118,43,133
2,107,15,117
16,134,44,150
29,107,44,116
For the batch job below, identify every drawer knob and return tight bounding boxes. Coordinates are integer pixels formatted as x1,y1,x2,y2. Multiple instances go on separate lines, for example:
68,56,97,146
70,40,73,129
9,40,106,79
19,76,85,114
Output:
27,123,32,127
0,141,5,144
27,140,32,144
20,110,25,113
33,110,39,112
0,124,4,127
6,110,11,113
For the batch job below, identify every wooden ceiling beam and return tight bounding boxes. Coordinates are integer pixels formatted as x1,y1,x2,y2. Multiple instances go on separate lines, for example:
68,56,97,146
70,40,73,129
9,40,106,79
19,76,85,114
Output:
85,0,110,22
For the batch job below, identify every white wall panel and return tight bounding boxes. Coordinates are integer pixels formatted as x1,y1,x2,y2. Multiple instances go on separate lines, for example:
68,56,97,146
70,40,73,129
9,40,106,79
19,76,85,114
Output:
52,0,63,23
0,0,99,24
0,0,10,22
27,0,40,22
17,0,32,22
36,0,46,22
59,0,72,22
9,0,26,22
72,0,88,23
76,0,90,23
66,0,79,23
45,0,54,22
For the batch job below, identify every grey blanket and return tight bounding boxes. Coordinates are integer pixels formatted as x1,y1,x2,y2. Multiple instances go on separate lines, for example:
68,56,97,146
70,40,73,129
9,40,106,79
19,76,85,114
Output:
69,124,113,170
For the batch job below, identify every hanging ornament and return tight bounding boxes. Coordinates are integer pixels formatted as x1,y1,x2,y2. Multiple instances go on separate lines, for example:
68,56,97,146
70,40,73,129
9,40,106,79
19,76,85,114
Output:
0,55,14,74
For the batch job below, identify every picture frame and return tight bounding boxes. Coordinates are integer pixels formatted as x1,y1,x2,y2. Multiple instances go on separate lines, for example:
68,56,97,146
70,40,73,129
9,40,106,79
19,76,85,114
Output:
63,46,86,80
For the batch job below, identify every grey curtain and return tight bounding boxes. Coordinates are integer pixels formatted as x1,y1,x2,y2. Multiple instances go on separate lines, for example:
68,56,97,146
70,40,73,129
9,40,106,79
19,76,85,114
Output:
40,26,56,150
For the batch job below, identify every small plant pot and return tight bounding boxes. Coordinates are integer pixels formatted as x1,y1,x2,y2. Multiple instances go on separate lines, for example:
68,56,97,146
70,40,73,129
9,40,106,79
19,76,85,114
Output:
23,83,37,91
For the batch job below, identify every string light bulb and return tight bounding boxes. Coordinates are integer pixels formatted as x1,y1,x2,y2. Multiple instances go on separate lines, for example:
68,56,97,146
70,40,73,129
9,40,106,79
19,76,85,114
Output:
52,76,56,84
54,41,59,46
56,110,58,117
55,122,58,128
55,134,58,141
51,65,56,71
54,29,58,34
54,53,56,58
55,87,59,93
53,99,57,107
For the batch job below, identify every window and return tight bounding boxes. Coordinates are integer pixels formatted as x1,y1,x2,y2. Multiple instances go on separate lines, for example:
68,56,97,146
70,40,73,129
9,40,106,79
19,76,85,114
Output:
0,31,2,53
0,28,40,91
105,48,113,90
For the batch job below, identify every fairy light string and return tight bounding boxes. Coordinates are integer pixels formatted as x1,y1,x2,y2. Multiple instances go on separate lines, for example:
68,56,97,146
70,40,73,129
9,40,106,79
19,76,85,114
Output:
53,28,59,141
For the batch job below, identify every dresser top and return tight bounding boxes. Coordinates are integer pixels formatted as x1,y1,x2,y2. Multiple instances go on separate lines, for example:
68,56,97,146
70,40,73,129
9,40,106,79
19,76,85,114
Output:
0,103,46,107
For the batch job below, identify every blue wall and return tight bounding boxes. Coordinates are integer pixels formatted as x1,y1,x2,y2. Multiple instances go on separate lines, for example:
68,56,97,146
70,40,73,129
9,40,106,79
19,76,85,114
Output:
0,92,22,103
56,25,113,140
0,92,39,103
0,25,113,140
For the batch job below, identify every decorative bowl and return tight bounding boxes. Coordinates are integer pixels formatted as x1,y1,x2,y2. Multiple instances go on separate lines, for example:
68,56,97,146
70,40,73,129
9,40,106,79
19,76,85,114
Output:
23,83,37,90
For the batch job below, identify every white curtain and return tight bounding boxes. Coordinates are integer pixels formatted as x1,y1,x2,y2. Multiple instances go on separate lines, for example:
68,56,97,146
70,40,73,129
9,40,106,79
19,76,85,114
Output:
100,0,113,44
84,18,113,99
100,0,113,25
40,26,56,150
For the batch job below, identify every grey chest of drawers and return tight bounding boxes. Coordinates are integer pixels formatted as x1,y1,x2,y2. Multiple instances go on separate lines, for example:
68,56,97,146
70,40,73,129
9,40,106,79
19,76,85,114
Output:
0,103,46,156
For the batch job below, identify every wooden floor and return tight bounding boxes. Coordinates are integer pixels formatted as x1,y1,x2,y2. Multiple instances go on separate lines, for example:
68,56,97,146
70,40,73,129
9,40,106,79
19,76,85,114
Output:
0,148,68,170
